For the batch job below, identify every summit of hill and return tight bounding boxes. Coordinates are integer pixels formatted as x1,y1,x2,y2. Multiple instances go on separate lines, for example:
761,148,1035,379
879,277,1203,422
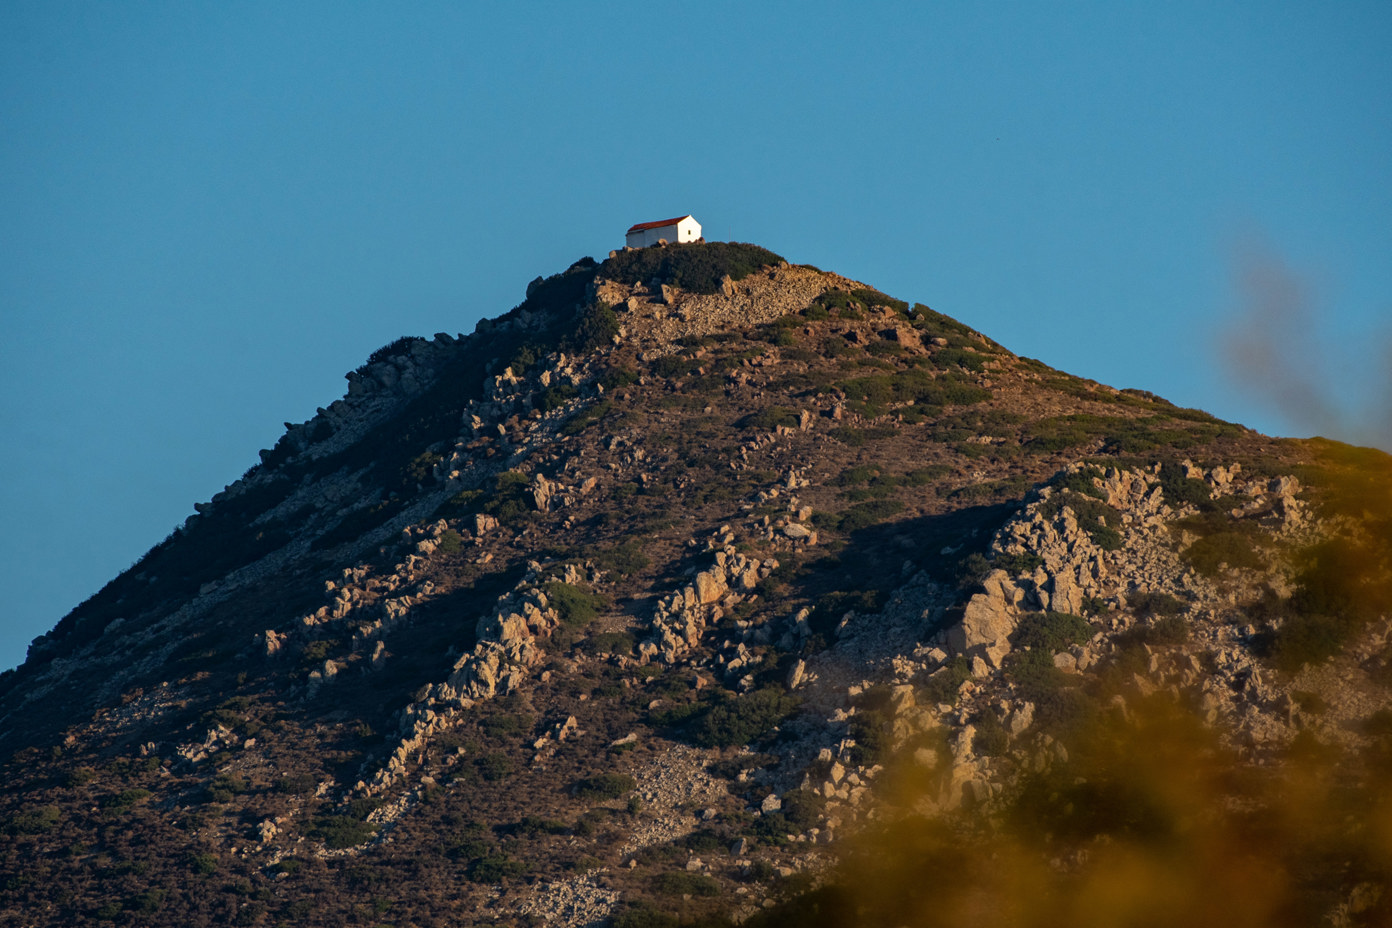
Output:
1,240,1389,928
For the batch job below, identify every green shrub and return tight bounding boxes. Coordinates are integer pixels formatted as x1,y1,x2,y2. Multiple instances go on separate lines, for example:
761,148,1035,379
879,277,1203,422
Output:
1184,532,1264,576
309,815,377,849
934,348,986,372
436,529,464,554
971,711,1010,756
538,382,580,412
476,752,514,781
104,788,151,812
544,581,607,626
566,301,620,353
601,366,640,389
1158,462,1217,511
837,368,990,417
911,303,978,340
814,499,904,534
1011,612,1093,652
1040,492,1124,551
602,241,785,294
921,657,972,705
1129,591,1187,617
780,789,827,830
651,871,722,897
1271,613,1348,672
847,704,894,766
401,450,442,489
612,902,681,928
808,589,885,638
65,767,96,787
275,773,317,794
561,398,614,436
516,814,570,837
573,773,637,800
365,335,426,367
588,539,651,578
1048,466,1107,499
486,470,534,522
687,688,799,749
584,631,635,655
6,805,59,835
742,406,800,431
189,853,218,876
650,355,702,379
468,854,527,883
1120,615,1190,647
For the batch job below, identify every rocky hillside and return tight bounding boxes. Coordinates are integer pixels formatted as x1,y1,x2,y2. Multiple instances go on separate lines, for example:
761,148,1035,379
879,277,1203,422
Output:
1,241,1388,928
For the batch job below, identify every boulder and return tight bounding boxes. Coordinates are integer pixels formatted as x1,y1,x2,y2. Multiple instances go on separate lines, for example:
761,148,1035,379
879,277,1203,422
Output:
694,570,728,605
946,591,1016,655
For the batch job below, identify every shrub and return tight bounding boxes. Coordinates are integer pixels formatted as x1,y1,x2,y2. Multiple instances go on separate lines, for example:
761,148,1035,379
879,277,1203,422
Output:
1122,615,1190,646
934,348,986,372
6,805,59,835
1270,613,1348,672
601,241,785,294
205,772,248,803
601,366,640,389
584,631,635,655
468,854,527,883
1040,492,1125,551
612,902,681,928
1184,532,1264,576
436,529,464,554
742,406,800,431
189,853,218,875
815,499,904,534
104,788,151,812
651,871,722,897
1129,591,1187,617
573,773,636,800
1048,466,1107,499
808,589,885,638
538,382,580,412
544,581,607,627
309,815,377,849
1011,612,1093,652
566,301,620,353
365,335,426,367
516,814,570,837
921,657,972,705
971,711,1010,756
1158,462,1217,511
468,750,512,781
65,767,96,787
687,688,799,749
588,539,651,578
561,398,614,436
487,470,534,523
780,789,827,831
275,773,317,794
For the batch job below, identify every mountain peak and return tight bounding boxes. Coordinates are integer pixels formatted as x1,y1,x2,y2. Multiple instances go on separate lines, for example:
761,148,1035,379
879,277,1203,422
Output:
2,241,1389,927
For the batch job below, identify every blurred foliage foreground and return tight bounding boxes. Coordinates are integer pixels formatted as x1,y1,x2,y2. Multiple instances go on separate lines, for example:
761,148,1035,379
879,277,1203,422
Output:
754,698,1392,928
750,441,1392,928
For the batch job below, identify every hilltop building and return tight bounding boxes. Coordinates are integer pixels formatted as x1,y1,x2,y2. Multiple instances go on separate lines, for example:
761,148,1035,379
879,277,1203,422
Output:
625,215,701,248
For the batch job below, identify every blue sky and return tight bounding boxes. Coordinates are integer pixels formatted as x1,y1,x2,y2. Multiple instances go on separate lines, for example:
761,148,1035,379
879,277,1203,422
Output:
2,2,1389,671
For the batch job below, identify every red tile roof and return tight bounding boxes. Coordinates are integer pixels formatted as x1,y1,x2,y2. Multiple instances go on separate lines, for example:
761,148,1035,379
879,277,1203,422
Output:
626,215,693,234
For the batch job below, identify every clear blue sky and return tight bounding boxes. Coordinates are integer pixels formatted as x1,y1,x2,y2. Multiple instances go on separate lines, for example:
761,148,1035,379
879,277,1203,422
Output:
2,2,1389,672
